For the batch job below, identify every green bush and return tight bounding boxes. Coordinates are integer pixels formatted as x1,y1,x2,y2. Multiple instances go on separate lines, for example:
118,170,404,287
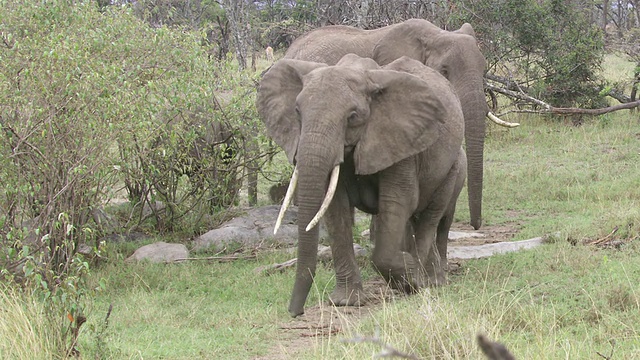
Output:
0,1,271,354
453,0,605,108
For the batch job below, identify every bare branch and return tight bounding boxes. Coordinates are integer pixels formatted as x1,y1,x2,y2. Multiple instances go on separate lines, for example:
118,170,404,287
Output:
548,100,640,116
486,76,640,117
485,83,551,110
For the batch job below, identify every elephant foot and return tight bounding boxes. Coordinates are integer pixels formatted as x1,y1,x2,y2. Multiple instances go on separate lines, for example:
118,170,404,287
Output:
388,271,429,293
424,263,447,287
329,285,365,307
374,251,427,293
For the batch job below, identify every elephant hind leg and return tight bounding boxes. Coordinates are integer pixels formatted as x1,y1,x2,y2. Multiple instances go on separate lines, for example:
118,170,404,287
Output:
414,216,445,287
417,152,466,285
435,213,453,274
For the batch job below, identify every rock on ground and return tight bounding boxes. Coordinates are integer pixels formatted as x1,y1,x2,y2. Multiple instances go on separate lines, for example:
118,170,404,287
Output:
126,242,189,263
192,205,328,252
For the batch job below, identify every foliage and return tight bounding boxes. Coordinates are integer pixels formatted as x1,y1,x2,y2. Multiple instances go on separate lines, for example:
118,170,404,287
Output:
0,0,273,354
450,0,606,108
1,1,126,275
106,0,637,108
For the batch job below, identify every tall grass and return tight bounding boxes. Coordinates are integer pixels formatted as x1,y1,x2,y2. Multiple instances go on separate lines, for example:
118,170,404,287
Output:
0,285,64,360
310,240,640,359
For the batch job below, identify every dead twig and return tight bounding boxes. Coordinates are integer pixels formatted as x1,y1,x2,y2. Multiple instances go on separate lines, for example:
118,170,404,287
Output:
280,322,341,337
300,327,340,337
343,335,421,360
477,334,515,360
280,323,334,331
588,226,619,245
596,339,616,359
254,258,297,274
172,254,257,263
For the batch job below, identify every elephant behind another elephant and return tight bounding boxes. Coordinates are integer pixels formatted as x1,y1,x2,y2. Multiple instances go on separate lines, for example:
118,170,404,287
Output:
283,18,518,231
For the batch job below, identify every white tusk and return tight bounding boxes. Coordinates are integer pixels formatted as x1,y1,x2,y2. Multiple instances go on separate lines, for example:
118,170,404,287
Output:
488,112,520,128
273,167,299,235
306,165,340,232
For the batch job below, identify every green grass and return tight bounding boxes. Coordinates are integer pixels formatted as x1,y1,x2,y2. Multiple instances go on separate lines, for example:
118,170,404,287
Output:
602,53,638,85
0,285,65,359
310,240,640,358
79,250,364,359
456,112,640,242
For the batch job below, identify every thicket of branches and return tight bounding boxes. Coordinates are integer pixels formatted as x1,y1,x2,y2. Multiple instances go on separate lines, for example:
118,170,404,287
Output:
126,0,639,109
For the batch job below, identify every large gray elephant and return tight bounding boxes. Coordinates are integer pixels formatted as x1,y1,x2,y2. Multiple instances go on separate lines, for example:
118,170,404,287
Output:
283,19,517,230
257,54,467,316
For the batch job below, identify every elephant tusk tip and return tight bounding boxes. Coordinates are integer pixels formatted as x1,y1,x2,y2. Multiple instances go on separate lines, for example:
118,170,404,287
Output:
487,112,520,128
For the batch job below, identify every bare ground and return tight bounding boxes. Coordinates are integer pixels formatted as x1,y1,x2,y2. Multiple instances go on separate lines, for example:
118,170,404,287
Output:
255,221,521,359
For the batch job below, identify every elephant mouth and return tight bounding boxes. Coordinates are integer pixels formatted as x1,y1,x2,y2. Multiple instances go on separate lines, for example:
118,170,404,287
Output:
273,164,341,235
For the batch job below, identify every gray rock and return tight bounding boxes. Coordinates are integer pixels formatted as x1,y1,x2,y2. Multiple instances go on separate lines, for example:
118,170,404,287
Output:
193,205,328,252
449,231,485,240
126,242,189,263
360,228,485,241
448,237,545,260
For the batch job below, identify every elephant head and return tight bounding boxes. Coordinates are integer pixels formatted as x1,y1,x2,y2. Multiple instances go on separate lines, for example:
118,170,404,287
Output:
284,19,517,229
257,55,460,316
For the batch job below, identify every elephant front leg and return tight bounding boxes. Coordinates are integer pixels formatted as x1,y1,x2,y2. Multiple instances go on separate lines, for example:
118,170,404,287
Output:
371,164,425,292
324,183,365,306
371,213,425,292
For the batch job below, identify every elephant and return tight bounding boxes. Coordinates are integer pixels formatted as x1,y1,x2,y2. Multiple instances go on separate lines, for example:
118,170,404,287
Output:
257,54,467,316
283,18,518,230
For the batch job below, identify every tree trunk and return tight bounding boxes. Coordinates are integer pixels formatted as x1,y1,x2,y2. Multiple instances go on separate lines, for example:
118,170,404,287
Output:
222,0,251,70
603,0,610,44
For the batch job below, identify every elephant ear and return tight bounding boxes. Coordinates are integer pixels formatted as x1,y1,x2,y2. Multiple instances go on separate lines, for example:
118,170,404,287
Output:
353,69,446,175
372,19,439,65
256,59,327,164
455,23,476,38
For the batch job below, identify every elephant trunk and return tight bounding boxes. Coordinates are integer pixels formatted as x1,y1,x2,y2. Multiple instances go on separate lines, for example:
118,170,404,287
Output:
459,78,488,230
288,132,340,317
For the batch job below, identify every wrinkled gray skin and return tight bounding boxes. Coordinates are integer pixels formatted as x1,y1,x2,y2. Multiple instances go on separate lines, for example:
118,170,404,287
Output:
257,54,467,316
284,19,487,230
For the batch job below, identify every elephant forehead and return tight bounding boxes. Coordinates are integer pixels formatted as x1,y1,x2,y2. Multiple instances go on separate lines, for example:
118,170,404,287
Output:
302,68,368,94
436,35,486,68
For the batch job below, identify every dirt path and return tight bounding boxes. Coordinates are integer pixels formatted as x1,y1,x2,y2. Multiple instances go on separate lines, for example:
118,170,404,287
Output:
256,222,523,359
255,278,398,360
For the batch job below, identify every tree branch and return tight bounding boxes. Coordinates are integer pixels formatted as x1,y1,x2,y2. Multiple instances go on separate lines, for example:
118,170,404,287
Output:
485,74,640,116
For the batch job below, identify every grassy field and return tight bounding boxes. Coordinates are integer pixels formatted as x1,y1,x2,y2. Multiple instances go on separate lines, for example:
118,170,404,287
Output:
2,57,640,359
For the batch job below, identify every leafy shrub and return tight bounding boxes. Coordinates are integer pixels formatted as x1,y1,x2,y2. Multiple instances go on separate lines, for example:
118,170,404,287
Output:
452,0,606,108
0,0,270,354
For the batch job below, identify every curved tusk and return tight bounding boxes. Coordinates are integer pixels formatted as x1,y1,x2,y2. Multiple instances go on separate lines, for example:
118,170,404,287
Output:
488,112,520,128
273,167,299,235
306,165,340,232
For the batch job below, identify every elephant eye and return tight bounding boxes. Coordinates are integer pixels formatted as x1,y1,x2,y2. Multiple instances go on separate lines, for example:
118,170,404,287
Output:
440,66,450,79
347,111,362,127
295,105,301,119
